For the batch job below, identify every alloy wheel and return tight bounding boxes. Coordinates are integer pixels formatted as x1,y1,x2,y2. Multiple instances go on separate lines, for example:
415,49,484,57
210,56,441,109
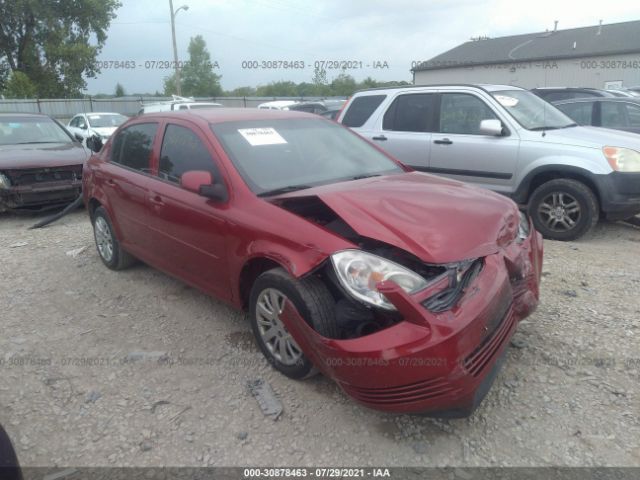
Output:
255,288,303,366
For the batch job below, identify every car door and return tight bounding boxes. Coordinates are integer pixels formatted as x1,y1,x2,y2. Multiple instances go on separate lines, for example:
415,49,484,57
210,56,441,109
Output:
146,120,230,299
429,92,520,194
97,122,159,255
369,93,435,168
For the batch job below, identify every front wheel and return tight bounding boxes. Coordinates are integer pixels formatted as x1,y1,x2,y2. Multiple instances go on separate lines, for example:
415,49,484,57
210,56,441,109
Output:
528,179,599,241
249,268,337,379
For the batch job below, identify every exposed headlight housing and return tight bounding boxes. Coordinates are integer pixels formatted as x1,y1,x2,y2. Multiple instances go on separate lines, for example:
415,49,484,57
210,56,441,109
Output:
331,250,429,310
603,146,640,172
517,211,530,243
0,173,11,189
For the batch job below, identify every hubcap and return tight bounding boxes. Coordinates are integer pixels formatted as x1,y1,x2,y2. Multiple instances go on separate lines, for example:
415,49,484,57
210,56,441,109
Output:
94,216,114,262
255,288,303,366
537,192,581,232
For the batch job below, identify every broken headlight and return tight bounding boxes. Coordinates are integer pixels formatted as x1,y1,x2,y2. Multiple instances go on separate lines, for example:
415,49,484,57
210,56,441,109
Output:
0,173,11,189
517,211,530,243
331,250,428,310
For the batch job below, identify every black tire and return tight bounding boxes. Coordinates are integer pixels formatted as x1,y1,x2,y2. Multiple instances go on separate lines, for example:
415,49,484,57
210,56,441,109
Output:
92,206,136,270
249,268,337,379
528,179,599,241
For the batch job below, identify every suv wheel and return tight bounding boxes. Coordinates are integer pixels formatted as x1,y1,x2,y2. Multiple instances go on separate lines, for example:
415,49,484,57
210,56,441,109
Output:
528,179,599,241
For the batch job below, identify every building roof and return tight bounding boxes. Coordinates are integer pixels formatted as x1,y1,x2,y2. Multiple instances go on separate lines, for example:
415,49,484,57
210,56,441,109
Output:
413,20,640,72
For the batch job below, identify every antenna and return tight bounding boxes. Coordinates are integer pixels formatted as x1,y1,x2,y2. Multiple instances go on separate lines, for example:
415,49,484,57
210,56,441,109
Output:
597,19,603,35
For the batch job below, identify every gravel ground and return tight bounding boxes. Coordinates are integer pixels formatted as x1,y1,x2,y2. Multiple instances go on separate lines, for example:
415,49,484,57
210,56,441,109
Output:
1,209,639,467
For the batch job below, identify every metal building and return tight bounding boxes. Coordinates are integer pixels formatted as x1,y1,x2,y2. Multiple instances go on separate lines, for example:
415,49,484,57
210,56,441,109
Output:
412,20,640,90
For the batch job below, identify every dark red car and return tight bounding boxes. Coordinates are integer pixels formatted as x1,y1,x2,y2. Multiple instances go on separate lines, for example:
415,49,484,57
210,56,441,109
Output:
0,113,87,212
83,109,543,416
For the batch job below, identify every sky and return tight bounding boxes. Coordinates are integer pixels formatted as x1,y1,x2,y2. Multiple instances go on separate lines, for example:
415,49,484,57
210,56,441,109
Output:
85,0,640,95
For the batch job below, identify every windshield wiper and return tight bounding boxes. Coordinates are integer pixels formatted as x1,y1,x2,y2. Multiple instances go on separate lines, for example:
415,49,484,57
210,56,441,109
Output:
349,173,381,180
530,123,577,131
257,184,312,197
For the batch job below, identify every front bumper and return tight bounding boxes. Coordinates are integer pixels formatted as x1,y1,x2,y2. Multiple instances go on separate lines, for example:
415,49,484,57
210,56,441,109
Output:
0,179,82,212
280,227,543,416
593,171,640,219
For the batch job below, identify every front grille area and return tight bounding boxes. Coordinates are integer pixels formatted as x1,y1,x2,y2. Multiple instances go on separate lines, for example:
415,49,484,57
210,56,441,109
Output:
342,377,459,406
463,305,515,377
8,167,82,186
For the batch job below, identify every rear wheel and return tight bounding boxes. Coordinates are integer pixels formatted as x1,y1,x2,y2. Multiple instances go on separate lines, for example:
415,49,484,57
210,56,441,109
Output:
92,206,136,270
528,179,599,241
249,268,337,379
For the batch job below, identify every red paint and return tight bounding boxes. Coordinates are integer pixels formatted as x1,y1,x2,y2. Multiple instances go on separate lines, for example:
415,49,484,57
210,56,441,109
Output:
83,109,543,415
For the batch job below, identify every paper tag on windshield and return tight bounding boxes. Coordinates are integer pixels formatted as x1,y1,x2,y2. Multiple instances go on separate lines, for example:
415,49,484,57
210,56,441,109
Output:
238,127,287,146
495,95,518,107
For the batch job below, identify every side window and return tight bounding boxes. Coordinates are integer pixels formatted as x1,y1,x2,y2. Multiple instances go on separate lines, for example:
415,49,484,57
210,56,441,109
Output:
342,95,386,127
77,117,87,129
70,117,79,127
624,103,640,127
383,94,434,132
159,124,221,184
439,93,498,135
111,123,158,173
555,102,593,125
178,105,189,110
601,102,628,128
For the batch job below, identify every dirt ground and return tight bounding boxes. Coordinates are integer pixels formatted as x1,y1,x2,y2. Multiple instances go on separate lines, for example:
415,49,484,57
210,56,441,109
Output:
1,209,639,467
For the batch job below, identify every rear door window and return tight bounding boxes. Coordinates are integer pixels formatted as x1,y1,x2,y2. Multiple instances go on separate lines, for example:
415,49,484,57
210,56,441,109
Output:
341,95,386,127
623,103,640,127
158,124,221,184
555,102,594,125
383,94,435,132
111,123,158,173
438,93,498,135
600,102,628,128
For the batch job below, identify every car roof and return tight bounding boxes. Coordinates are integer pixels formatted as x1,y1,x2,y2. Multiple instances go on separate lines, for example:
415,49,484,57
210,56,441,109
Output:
0,112,51,119
140,108,317,124
352,83,525,95
554,97,640,105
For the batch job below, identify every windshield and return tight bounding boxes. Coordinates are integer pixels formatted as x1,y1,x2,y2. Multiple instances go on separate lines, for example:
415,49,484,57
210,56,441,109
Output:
87,114,127,128
0,117,73,145
211,118,403,195
491,90,576,130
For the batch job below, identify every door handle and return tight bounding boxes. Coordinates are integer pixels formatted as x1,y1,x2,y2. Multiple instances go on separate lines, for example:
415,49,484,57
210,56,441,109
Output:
434,138,453,145
372,135,387,141
149,194,165,206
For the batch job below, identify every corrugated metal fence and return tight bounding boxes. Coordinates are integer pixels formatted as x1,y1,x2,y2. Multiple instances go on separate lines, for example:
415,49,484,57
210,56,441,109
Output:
0,96,346,120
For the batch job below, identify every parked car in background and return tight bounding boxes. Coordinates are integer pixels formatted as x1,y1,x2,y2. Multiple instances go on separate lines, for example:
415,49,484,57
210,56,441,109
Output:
530,87,617,103
83,108,542,416
288,99,346,115
553,97,640,134
67,112,127,146
138,95,222,115
0,113,87,212
605,89,640,98
256,100,298,110
338,84,640,240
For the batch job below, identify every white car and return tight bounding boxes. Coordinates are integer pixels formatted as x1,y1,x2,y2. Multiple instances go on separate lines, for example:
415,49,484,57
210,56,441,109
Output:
257,100,298,110
138,96,223,115
67,112,127,145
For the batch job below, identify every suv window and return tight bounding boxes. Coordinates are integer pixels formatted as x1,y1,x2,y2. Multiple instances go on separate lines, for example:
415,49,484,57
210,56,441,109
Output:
159,124,220,184
342,95,386,127
601,102,627,128
383,93,434,132
439,93,498,135
70,116,79,128
556,102,594,125
111,123,158,173
544,91,599,102
625,103,640,127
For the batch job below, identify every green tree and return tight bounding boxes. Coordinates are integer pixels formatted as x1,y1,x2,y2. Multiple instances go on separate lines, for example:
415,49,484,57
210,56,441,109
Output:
4,70,36,98
114,82,125,97
164,35,222,97
330,73,357,96
227,86,256,96
0,0,121,97
255,81,298,97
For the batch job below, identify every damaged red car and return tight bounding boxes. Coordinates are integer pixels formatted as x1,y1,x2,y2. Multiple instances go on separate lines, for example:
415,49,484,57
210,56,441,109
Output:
83,109,543,416
0,114,86,212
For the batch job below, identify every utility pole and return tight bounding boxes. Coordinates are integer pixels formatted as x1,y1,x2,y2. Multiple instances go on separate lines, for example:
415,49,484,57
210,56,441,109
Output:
169,0,189,95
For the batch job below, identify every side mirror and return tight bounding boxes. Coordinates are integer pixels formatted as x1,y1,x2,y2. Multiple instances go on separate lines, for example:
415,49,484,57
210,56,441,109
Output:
180,170,228,202
479,119,504,136
73,132,84,143
86,135,103,153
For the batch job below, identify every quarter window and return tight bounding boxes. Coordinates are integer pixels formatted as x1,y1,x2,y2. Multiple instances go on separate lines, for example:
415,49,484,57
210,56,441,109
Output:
624,103,640,127
159,124,220,184
111,123,158,173
439,93,498,135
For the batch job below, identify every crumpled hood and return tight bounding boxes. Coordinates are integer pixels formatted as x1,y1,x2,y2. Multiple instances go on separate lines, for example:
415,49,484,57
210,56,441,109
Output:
279,172,520,264
0,142,88,170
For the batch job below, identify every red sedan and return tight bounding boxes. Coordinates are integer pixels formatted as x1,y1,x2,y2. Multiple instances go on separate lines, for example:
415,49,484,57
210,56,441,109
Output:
83,109,542,416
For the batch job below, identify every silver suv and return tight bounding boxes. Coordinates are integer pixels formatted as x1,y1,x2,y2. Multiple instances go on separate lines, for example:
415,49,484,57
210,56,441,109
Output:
337,84,640,240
